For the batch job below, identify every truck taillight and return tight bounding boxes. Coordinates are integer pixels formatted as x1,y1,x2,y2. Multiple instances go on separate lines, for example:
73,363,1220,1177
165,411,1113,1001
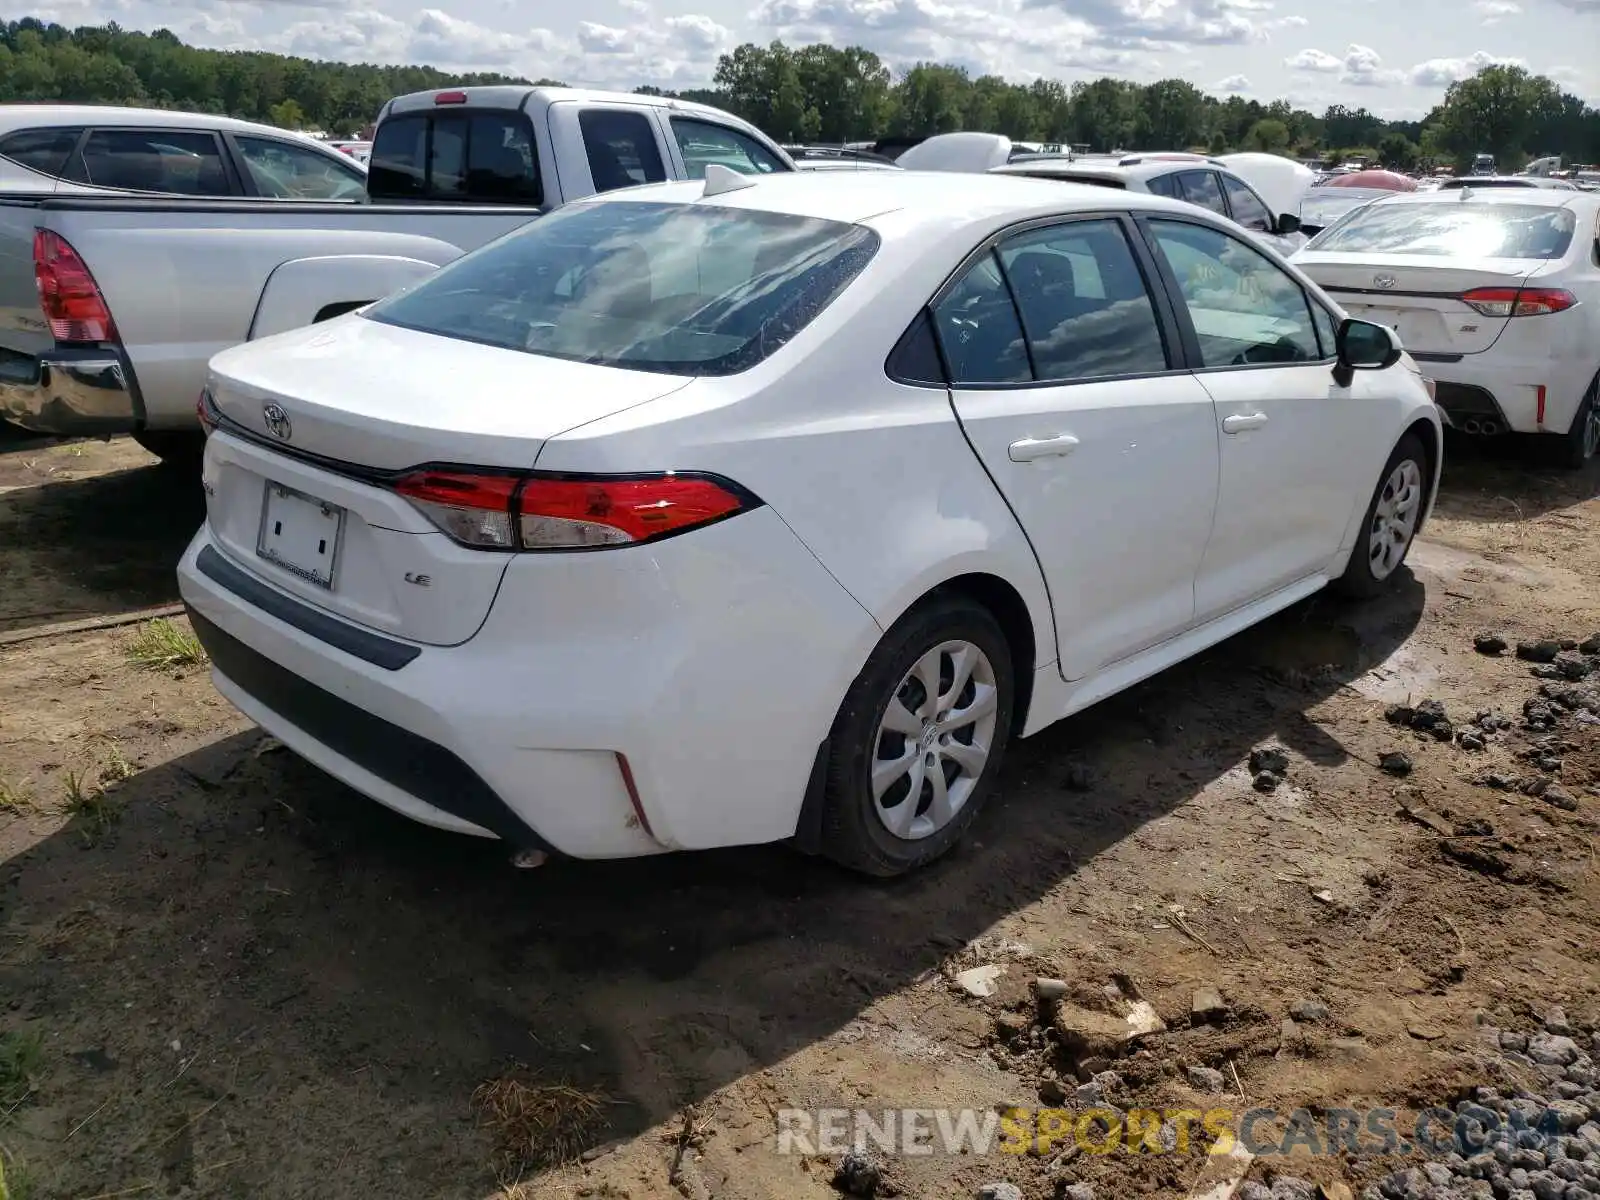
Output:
33,229,117,343
391,470,758,551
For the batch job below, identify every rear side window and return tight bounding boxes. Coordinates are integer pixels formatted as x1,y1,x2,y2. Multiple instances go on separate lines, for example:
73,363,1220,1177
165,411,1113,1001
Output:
234,136,366,200
67,129,230,195
1222,175,1273,232
1146,173,1183,200
368,111,540,204
1176,171,1227,216
579,109,666,194
0,128,83,178
670,118,787,179
998,220,1169,382
366,200,877,376
1309,203,1576,259
932,253,1030,385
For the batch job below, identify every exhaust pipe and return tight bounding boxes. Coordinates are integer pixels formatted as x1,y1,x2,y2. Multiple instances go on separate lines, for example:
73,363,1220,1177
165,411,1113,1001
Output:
1477,418,1500,435
1462,418,1481,435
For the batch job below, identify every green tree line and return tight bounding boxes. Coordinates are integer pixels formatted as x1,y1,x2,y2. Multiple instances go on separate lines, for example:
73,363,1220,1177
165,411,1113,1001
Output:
3,18,1596,169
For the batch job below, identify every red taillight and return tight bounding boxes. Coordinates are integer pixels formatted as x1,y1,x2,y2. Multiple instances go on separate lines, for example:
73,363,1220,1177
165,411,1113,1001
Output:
391,470,755,551
393,470,521,548
33,229,117,343
196,386,219,436
1460,286,1577,318
434,90,468,105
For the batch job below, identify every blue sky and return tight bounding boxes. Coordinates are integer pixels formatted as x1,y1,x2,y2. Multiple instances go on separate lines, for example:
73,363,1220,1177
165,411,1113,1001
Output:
27,0,1598,118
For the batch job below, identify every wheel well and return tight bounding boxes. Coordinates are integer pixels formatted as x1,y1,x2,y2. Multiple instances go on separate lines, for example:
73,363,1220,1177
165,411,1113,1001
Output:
1405,417,1441,530
931,573,1037,737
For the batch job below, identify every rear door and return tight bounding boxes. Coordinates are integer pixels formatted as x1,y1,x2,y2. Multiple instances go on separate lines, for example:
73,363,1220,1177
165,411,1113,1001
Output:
936,214,1221,680
1140,216,1379,617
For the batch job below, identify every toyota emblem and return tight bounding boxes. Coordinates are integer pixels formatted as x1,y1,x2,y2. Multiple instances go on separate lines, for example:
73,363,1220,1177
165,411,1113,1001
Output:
263,403,292,440
1373,274,1397,290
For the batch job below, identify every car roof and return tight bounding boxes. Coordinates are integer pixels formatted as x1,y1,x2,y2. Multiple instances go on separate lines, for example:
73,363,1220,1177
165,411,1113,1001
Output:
0,104,325,142
383,85,749,127
590,168,1207,228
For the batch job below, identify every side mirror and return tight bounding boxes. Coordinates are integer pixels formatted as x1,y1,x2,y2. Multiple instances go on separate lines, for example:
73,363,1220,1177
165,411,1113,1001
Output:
1275,212,1302,236
1333,317,1402,386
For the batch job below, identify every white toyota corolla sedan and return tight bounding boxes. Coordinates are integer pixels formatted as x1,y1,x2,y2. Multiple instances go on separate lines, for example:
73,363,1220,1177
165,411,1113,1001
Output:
177,168,1442,877
1293,187,1600,466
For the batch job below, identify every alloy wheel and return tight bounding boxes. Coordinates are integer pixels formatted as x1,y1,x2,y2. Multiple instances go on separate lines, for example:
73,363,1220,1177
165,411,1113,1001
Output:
870,640,999,841
1368,458,1423,580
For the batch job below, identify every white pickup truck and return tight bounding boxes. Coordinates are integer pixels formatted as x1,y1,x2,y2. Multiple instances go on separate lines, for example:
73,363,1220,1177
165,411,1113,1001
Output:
0,86,793,461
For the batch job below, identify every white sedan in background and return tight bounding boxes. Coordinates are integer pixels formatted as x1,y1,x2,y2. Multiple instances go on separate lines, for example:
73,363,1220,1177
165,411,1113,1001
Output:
177,168,1440,877
1293,188,1600,465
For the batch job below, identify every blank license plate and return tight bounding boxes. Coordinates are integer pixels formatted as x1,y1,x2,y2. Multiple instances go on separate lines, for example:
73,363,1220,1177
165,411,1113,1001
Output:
257,481,344,588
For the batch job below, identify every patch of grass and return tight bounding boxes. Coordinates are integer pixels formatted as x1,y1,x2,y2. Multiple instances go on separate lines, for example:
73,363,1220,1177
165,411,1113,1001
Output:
61,768,121,841
0,1146,35,1200
0,780,34,817
97,744,137,788
0,1031,42,1118
126,618,207,671
471,1077,612,1179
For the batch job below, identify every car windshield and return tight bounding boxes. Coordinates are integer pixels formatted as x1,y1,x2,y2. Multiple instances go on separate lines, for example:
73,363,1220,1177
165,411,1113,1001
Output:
367,200,879,376
1307,202,1576,259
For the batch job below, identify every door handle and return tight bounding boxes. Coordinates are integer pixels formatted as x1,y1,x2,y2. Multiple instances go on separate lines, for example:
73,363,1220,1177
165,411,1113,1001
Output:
1008,434,1080,462
1221,412,1269,434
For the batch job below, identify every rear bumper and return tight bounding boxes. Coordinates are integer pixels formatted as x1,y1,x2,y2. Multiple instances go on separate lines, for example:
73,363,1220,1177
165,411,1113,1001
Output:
176,507,880,859
1421,353,1592,436
0,350,138,435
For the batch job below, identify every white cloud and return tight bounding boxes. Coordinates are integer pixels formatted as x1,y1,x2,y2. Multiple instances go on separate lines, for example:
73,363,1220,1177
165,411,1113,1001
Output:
1284,47,1341,72
1473,0,1520,19
1285,43,1402,86
664,12,730,50
1407,49,1524,86
1213,73,1250,91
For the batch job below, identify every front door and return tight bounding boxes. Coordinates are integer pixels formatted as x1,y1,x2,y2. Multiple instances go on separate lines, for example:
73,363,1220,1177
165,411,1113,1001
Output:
935,215,1222,680
1140,216,1380,620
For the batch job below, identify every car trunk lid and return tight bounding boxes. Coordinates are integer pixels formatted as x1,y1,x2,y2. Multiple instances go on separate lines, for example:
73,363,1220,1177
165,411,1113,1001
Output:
1294,253,1540,356
201,315,691,646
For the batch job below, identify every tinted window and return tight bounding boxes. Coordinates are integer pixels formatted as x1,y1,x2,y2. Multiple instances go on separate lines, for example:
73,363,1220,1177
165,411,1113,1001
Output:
368,200,877,376
1149,219,1319,368
1176,171,1227,215
997,220,1168,382
579,109,666,193
1146,172,1183,200
1222,174,1273,232
368,111,540,203
0,127,83,177
932,252,1030,385
68,129,230,195
235,136,365,200
1309,202,1575,259
671,118,787,179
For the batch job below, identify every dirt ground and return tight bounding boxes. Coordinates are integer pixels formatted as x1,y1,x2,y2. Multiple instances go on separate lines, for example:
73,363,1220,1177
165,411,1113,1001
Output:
0,431,1597,1200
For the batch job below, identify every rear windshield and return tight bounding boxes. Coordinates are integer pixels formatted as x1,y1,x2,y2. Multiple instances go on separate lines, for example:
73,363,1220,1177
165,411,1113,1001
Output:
368,110,540,204
1308,202,1576,259
366,200,880,376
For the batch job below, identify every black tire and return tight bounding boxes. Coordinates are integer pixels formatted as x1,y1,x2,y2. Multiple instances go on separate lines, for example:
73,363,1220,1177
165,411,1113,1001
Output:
1551,377,1599,470
132,429,205,469
1334,432,1430,600
818,592,1015,878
